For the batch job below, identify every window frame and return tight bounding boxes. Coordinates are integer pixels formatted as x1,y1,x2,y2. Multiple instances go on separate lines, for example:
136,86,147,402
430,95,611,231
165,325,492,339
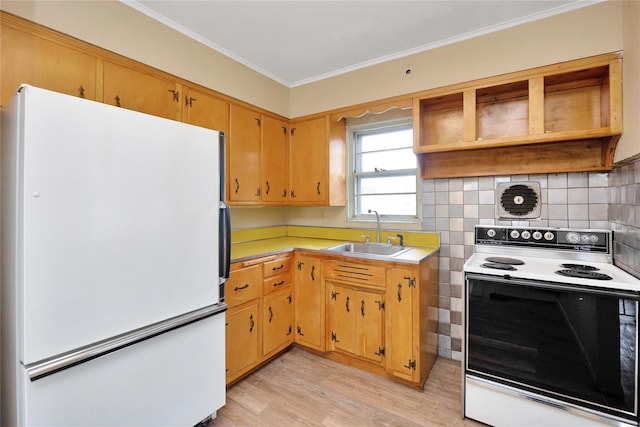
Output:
347,118,421,224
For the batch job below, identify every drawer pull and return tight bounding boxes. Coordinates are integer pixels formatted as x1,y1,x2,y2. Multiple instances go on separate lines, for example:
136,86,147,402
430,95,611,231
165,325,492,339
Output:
273,280,285,287
268,306,273,323
234,283,250,291
272,264,284,271
249,314,254,332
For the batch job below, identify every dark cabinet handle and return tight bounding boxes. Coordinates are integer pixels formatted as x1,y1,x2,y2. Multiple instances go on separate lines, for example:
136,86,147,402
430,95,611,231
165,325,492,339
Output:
297,261,304,270
249,314,254,332
168,89,179,102
78,85,85,98
254,188,261,197
272,264,284,271
291,190,296,198
297,326,304,336
397,283,402,302
317,181,321,195
234,283,249,291
268,306,273,323
114,95,121,107
287,325,292,335
361,300,365,317
346,296,350,313
311,265,315,281
273,280,285,287
266,181,270,195
185,96,196,107
282,190,287,197
234,178,240,194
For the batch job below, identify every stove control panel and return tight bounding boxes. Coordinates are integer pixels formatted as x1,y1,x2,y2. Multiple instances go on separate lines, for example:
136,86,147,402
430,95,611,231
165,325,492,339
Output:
475,225,611,253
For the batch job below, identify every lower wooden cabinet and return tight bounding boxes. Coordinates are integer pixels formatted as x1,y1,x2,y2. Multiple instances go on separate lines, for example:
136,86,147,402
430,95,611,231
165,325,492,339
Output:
227,250,439,389
326,282,384,364
225,254,293,386
293,253,324,351
385,257,439,386
225,301,260,382
262,288,293,355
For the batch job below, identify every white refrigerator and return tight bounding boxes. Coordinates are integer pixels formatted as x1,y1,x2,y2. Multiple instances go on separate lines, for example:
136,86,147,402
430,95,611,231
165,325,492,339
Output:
1,85,230,426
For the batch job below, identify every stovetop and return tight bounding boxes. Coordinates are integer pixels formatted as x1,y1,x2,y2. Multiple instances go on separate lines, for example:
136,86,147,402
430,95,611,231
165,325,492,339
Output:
464,225,640,292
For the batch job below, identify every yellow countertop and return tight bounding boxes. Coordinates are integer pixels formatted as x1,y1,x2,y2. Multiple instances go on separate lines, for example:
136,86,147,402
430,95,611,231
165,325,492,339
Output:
231,236,439,265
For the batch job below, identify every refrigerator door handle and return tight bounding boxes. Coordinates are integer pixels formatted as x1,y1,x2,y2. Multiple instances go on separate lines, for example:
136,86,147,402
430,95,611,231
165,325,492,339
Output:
24,303,227,382
219,200,231,285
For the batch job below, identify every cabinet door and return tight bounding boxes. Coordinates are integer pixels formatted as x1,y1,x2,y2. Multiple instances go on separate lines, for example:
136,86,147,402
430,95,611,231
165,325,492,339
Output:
229,104,261,202
293,255,324,350
263,288,293,355
289,117,326,204
386,268,417,381
103,61,180,120
356,290,384,363
327,283,355,354
225,301,260,383
182,87,229,134
1,25,96,106
261,116,289,204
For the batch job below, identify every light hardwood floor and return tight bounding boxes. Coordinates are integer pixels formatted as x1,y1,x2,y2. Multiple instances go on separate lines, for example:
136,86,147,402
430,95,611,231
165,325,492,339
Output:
210,346,484,426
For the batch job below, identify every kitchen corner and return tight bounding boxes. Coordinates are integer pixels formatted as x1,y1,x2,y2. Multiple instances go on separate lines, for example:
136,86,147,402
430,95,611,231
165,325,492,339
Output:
225,224,440,388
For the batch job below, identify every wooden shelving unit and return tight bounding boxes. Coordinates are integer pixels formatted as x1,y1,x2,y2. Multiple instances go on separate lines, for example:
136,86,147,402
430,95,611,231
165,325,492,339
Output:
413,53,622,178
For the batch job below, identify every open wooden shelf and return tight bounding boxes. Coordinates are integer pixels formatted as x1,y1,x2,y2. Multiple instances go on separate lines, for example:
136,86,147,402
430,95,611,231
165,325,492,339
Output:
413,53,622,178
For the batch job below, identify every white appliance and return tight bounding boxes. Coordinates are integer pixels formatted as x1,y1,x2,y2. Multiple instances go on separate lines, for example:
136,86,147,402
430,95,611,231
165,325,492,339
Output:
1,85,231,426
463,225,639,427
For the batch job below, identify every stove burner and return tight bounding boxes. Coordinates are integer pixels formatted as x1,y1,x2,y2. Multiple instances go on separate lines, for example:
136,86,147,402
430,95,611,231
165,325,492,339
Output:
481,262,517,271
555,269,613,280
560,263,599,271
485,257,524,265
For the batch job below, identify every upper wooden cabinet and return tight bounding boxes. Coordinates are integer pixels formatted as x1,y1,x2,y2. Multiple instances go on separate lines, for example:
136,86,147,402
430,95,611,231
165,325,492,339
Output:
1,23,96,106
228,104,262,203
103,61,181,120
413,53,623,178
261,116,289,204
289,116,346,206
181,86,229,134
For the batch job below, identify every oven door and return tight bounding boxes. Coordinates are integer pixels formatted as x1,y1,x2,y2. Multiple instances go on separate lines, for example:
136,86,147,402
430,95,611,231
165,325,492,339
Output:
465,273,639,423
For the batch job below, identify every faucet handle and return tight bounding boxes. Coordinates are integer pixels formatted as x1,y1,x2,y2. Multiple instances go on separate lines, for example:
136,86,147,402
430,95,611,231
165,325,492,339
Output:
362,234,371,244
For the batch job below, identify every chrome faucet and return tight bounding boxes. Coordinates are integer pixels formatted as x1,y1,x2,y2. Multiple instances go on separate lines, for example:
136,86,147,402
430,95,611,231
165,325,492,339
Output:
368,209,381,243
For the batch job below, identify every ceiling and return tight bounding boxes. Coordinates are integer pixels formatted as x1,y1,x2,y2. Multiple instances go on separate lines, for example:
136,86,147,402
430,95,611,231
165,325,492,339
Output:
124,0,600,88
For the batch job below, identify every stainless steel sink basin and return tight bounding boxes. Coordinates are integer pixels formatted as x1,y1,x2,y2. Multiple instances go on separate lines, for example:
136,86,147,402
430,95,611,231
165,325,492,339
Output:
325,242,411,257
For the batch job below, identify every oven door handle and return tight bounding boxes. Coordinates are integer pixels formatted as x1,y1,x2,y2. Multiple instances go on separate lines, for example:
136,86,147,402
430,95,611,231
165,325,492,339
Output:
465,272,640,300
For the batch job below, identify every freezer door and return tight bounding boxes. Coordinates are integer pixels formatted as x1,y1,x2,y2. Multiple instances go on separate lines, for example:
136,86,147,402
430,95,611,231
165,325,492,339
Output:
15,86,222,364
22,312,226,426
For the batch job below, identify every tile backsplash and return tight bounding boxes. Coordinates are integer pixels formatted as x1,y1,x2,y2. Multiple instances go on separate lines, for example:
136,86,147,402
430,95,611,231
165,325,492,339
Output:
424,158,640,361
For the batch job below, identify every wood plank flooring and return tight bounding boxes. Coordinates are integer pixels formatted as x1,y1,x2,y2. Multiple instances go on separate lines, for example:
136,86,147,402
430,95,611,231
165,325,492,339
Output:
209,346,483,426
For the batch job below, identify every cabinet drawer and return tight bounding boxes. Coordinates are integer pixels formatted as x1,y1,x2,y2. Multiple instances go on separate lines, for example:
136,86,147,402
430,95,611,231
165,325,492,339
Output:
226,264,262,307
263,257,291,277
323,260,386,287
263,272,291,295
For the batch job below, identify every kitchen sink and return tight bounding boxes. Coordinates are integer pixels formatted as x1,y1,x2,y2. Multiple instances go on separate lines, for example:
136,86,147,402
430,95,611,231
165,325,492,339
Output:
325,242,412,257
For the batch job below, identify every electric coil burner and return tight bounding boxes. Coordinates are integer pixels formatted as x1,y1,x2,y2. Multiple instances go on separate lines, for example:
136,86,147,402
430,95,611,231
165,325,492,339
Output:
463,225,640,427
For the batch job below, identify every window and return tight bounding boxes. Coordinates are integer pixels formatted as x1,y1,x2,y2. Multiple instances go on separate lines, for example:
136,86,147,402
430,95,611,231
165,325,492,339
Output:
348,120,419,222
